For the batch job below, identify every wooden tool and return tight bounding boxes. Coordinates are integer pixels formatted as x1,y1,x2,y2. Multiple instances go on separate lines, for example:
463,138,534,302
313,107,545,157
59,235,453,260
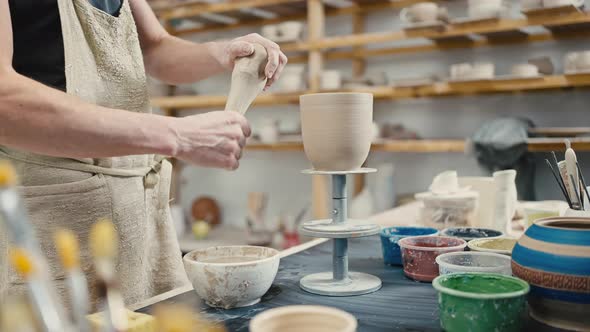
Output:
565,139,581,209
225,43,268,115
55,229,90,332
89,219,127,332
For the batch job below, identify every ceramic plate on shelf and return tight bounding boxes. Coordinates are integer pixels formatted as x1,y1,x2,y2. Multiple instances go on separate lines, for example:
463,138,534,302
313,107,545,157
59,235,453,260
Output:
493,74,544,81
522,4,584,16
565,69,590,75
446,77,493,83
402,21,446,30
450,16,501,25
391,77,435,88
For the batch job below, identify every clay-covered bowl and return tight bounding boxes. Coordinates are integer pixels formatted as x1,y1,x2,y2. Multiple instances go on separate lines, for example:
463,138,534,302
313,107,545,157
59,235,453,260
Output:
300,93,373,171
468,237,517,256
250,305,357,332
436,251,512,276
380,226,438,266
183,246,280,309
398,236,466,282
511,217,590,331
440,227,503,242
433,273,529,332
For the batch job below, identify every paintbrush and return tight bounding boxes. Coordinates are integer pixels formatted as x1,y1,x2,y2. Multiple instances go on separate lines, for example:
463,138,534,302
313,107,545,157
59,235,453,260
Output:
89,219,128,332
9,247,69,332
0,161,72,331
55,229,90,332
576,162,590,211
545,159,573,208
570,174,583,210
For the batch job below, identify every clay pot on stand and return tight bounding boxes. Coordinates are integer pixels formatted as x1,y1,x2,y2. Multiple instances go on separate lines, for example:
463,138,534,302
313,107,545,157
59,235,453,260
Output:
511,217,590,331
300,93,373,171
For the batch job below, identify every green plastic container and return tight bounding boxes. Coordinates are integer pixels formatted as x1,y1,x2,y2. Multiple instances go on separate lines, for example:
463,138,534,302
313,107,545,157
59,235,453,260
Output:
432,273,529,332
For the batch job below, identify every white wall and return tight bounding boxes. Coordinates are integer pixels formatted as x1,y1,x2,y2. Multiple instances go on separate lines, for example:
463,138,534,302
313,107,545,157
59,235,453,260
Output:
155,1,590,227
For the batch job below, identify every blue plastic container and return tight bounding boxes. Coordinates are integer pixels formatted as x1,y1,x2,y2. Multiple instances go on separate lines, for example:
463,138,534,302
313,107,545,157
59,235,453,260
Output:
380,226,438,265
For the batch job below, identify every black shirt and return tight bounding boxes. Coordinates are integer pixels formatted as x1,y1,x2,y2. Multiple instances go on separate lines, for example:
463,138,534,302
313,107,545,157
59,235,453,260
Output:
8,0,123,91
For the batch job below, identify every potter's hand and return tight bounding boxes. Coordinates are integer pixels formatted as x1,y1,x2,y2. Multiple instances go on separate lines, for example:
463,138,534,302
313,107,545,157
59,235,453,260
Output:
172,111,251,170
209,34,288,90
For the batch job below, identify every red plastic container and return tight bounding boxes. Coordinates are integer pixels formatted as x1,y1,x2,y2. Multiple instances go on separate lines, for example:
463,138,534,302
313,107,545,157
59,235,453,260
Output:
398,236,467,282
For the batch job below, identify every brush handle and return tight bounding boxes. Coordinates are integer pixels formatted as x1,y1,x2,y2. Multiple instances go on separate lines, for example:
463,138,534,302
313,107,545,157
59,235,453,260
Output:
28,279,69,332
68,272,90,332
558,161,579,207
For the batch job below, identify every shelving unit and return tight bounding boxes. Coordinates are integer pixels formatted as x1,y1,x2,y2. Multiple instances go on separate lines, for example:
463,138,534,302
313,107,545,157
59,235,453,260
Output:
147,0,590,219
151,73,590,109
246,138,590,153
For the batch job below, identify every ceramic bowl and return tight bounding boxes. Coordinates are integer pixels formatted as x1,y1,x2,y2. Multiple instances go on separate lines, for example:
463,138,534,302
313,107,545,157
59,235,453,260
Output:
433,273,529,332
183,245,280,309
398,236,467,282
440,227,503,242
512,217,590,331
250,305,357,332
468,237,517,255
380,226,438,266
300,93,373,171
436,251,512,275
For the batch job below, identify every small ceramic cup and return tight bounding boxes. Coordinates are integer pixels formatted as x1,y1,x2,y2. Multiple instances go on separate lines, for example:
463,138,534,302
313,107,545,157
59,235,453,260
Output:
261,25,279,41
300,93,373,171
250,305,357,332
320,70,343,90
400,2,445,23
468,0,509,19
380,226,439,266
450,63,473,79
258,119,280,144
279,21,304,41
467,62,495,79
522,0,543,10
511,63,539,77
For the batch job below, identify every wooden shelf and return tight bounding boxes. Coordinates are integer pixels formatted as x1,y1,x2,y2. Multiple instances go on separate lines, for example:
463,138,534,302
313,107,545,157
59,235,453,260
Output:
151,74,590,109
151,0,428,34
245,138,590,153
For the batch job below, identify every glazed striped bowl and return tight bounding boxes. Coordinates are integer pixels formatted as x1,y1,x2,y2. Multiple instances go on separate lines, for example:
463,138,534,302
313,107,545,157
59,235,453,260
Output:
511,217,590,331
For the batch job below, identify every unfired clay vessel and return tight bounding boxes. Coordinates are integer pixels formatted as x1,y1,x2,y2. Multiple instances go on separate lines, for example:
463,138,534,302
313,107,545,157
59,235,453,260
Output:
183,245,279,309
225,43,268,115
249,305,357,332
300,93,373,171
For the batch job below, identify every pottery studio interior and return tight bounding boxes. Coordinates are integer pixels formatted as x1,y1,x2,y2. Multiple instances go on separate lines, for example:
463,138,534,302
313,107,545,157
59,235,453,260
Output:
3,0,590,331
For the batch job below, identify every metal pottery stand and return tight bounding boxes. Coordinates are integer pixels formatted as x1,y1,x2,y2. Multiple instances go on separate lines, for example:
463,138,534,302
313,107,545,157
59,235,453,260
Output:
299,168,382,296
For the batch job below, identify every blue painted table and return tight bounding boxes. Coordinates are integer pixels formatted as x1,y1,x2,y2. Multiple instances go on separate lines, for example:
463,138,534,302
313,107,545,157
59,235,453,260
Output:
139,236,563,331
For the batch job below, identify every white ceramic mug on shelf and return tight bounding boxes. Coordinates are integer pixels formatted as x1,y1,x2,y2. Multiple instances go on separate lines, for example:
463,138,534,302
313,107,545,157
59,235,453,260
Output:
511,63,539,77
565,51,590,73
278,21,304,41
400,2,446,23
543,0,584,8
261,25,279,41
258,119,280,144
450,63,473,79
320,70,343,90
468,0,510,19
521,0,543,10
468,62,495,79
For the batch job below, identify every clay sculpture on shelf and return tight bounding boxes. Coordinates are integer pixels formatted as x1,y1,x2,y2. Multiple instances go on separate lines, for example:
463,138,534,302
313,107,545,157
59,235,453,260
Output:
225,43,268,115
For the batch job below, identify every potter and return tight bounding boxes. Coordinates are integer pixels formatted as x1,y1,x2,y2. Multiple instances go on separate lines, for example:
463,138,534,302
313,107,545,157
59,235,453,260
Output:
1,0,288,308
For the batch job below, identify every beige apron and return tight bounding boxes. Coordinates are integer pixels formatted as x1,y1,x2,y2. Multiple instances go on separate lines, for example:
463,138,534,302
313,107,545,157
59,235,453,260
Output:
0,0,190,308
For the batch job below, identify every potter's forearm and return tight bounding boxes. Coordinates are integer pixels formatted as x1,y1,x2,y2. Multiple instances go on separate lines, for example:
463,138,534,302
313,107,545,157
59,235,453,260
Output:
143,36,228,85
0,70,178,159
